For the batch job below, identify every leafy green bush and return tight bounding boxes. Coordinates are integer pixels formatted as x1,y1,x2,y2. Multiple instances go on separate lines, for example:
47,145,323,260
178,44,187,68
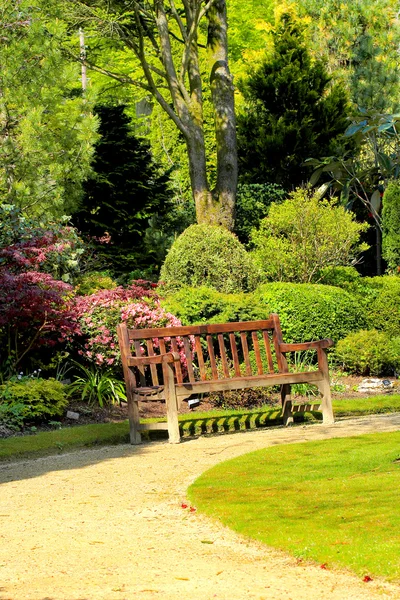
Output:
318,266,361,287
382,181,400,272
0,378,68,426
159,224,260,293
161,286,266,325
342,276,400,338
75,271,117,296
333,330,400,376
254,282,366,343
250,189,369,283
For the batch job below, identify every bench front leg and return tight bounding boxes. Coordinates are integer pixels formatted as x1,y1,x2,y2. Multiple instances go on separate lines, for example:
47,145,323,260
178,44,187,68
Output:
128,391,142,444
164,360,180,444
317,347,334,425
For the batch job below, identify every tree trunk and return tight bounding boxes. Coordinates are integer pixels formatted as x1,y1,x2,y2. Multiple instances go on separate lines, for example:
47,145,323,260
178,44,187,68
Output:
207,0,238,231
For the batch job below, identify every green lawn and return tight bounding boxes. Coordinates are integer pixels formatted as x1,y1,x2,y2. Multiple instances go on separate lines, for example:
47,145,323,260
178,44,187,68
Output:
0,394,400,462
188,430,400,581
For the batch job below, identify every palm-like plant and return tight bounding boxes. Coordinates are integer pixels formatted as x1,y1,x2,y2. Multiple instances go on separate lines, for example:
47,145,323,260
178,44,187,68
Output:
68,364,126,408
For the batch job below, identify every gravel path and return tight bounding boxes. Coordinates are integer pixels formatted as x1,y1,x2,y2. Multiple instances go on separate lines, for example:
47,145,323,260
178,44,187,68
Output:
1,414,400,600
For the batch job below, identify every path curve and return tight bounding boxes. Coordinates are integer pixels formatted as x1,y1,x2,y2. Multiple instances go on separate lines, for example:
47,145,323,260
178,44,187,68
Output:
1,414,400,600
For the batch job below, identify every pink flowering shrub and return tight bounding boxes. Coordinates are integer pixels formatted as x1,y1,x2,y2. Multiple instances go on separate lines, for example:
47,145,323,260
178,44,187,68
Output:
69,283,191,372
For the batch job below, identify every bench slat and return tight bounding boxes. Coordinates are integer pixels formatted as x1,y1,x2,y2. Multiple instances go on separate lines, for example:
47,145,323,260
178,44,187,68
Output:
146,340,159,386
171,337,183,383
230,333,241,377
194,335,207,381
133,340,146,385
218,334,230,378
183,336,195,382
207,334,219,379
252,331,264,375
127,319,275,340
262,330,274,373
241,332,252,376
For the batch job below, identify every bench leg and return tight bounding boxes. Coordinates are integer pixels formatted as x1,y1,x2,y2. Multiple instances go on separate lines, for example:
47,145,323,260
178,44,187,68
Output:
281,384,293,426
316,347,334,425
316,378,335,425
165,362,180,444
128,393,142,445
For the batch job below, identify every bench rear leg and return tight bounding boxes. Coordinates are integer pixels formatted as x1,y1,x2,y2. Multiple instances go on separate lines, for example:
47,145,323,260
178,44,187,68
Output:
281,384,293,426
128,393,142,444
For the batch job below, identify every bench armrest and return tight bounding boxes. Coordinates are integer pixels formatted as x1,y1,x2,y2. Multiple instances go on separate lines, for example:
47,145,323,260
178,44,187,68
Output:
127,352,181,367
279,339,333,352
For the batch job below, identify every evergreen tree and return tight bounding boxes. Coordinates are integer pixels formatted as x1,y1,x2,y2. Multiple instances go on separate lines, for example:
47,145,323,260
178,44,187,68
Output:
73,105,172,278
237,14,351,189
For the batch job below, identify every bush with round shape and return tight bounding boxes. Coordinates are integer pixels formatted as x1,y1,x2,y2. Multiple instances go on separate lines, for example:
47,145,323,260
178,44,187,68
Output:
0,377,68,425
254,282,366,344
75,271,117,296
333,330,400,376
161,286,266,325
159,224,260,293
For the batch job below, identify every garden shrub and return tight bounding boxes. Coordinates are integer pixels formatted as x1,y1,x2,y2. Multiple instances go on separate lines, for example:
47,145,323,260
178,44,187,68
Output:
75,271,117,296
234,183,286,245
69,282,187,370
333,330,400,376
161,286,266,325
159,224,260,293
341,276,400,338
254,282,366,343
382,181,400,272
318,266,361,287
0,377,68,425
250,189,369,283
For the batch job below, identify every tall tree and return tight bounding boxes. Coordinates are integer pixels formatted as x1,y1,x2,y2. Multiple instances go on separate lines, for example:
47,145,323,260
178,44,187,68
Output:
0,0,98,217
64,0,237,230
72,105,172,276
237,13,351,189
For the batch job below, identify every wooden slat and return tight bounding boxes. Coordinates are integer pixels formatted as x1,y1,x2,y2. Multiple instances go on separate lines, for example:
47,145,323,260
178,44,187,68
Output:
240,332,252,376
158,337,168,382
251,331,263,375
127,319,275,340
146,340,159,386
133,340,146,385
271,313,288,373
171,337,183,384
194,335,207,381
262,330,274,373
183,336,195,382
218,334,230,378
207,334,218,379
229,333,241,377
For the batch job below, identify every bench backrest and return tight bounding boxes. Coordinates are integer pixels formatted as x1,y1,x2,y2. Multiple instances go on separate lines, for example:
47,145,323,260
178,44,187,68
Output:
118,313,289,387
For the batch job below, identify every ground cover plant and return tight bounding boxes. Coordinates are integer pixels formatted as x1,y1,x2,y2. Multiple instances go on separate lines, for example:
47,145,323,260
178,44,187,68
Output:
188,430,400,582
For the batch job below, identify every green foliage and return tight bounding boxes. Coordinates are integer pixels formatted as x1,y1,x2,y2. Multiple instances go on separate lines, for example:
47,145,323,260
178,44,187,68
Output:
159,225,260,294
251,189,369,283
161,286,266,326
362,277,400,337
334,330,400,376
0,377,68,426
297,0,400,111
73,105,173,277
317,266,361,287
237,13,351,189
234,183,286,245
382,181,400,272
75,271,117,296
68,365,126,408
254,282,366,344
0,0,98,216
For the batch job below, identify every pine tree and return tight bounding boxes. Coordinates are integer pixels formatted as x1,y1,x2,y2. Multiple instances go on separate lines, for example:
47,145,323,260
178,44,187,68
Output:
73,105,172,278
237,13,351,189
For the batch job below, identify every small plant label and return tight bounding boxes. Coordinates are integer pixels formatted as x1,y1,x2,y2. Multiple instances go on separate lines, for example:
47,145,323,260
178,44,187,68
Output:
66,411,80,420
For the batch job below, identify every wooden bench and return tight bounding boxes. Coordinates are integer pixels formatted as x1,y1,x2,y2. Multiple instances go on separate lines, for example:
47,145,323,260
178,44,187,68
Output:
117,314,334,444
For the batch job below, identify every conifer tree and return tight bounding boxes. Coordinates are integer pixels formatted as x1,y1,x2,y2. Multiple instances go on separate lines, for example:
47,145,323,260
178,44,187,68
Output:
237,14,350,189
73,105,172,277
